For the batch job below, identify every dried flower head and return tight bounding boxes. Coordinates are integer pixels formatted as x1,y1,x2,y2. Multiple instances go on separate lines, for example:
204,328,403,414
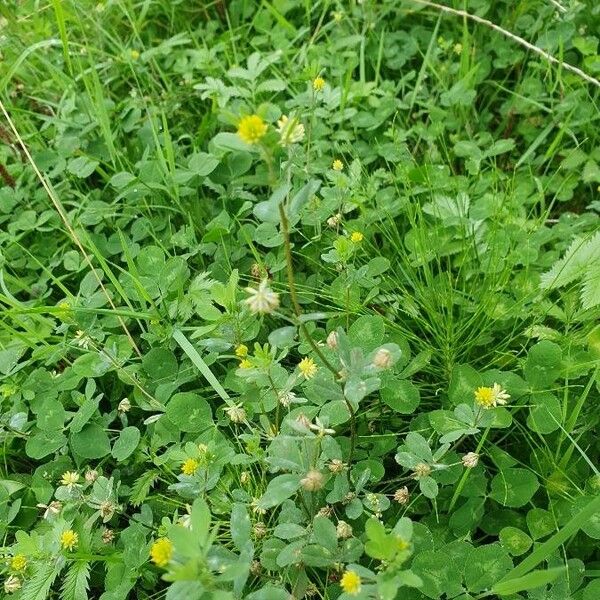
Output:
372,347,392,368
326,331,338,349
244,279,280,314
393,486,410,504
462,452,479,469
327,213,342,228
276,115,305,146
85,469,98,483
253,522,267,538
118,398,131,413
102,529,115,544
413,463,432,479
300,469,325,492
225,403,247,424
99,500,116,521
336,520,353,539
278,390,297,407
4,575,21,594
328,459,346,474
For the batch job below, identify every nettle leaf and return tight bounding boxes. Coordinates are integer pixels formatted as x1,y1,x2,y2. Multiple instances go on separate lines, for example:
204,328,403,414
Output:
490,468,539,507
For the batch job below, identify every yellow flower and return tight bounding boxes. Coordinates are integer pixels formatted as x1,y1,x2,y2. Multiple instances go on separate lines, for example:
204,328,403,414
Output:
474,383,510,409
130,49,140,60
298,357,317,380
453,42,463,55
340,570,361,595
150,538,173,567
239,358,252,369
237,115,267,145
313,76,325,91
350,231,364,243
332,159,344,171
60,530,78,551
235,344,248,358
10,555,27,572
181,458,199,476
60,471,80,487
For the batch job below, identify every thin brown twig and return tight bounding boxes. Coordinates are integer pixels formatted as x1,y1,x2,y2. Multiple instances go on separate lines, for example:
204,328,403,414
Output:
410,0,600,89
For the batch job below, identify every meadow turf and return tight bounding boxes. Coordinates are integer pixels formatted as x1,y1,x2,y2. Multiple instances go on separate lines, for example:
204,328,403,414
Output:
0,1,599,599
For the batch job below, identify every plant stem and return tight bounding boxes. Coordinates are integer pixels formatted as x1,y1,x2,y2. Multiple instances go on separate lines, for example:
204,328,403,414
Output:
278,202,357,464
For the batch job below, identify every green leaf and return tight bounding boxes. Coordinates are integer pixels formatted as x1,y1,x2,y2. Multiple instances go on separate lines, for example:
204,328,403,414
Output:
165,392,212,433
142,348,178,381
111,426,141,461
464,543,513,593
189,152,220,176
499,526,532,556
381,379,420,414
67,156,98,178
61,560,91,600
257,474,301,509
492,567,565,596
19,561,60,600
490,468,539,508
230,503,252,551
348,315,385,351
523,341,562,388
25,430,67,459
70,423,111,459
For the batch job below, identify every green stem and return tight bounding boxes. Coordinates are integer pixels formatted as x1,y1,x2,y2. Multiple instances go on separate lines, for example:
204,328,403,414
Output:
278,202,357,464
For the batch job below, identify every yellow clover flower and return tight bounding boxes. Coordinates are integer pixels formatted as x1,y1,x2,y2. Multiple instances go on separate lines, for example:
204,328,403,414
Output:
237,115,267,145
332,159,344,171
298,357,317,380
235,344,248,358
60,530,79,551
150,538,173,567
350,231,364,243
181,458,199,476
10,555,27,572
474,383,510,409
313,76,325,91
340,569,362,595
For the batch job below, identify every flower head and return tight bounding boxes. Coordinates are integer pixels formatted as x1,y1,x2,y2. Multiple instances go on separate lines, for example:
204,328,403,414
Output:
60,530,79,551
37,500,62,520
276,115,305,146
102,529,115,544
118,398,131,412
298,357,317,380
350,231,364,243
244,279,280,314
474,383,510,409
326,331,338,349
85,469,98,483
237,115,267,145
300,469,324,492
10,555,27,572
394,486,410,504
4,575,21,594
372,347,392,368
60,471,80,488
328,459,346,474
181,458,199,476
336,520,353,539
235,344,248,358
412,463,431,479
277,390,297,407
462,452,479,469
130,49,140,60
239,358,252,369
313,76,325,91
332,159,344,171
340,570,362,595
225,403,247,424
150,538,173,567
